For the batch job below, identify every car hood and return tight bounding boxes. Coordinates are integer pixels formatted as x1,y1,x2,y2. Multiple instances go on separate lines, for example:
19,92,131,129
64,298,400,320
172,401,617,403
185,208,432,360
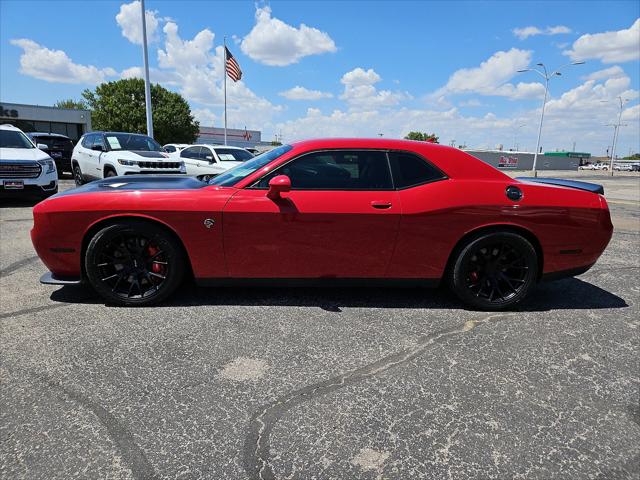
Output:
113,150,173,159
0,147,51,162
55,175,207,197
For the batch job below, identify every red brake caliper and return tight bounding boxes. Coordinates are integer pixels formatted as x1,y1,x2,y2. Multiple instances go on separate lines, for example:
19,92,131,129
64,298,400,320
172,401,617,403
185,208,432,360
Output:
147,245,164,274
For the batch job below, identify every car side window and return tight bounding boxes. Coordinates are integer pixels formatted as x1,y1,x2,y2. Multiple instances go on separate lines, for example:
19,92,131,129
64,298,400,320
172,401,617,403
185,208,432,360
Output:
92,134,106,151
255,150,393,190
81,134,94,148
181,146,200,159
388,151,446,189
164,145,176,153
200,147,214,162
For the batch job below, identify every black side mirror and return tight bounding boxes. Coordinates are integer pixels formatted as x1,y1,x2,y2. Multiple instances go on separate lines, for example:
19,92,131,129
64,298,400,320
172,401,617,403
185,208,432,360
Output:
91,144,104,152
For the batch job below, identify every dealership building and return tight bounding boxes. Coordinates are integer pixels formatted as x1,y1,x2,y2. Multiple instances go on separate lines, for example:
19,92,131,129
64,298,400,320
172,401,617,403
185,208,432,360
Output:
197,126,272,149
463,149,591,170
1,102,92,142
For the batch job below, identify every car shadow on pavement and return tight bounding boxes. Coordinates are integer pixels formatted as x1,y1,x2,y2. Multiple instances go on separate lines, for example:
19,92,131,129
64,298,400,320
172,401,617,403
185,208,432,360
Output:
49,277,628,312
0,197,43,208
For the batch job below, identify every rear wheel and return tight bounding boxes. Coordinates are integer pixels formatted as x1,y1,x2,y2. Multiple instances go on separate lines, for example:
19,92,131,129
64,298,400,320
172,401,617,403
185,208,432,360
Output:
449,232,538,310
85,221,186,306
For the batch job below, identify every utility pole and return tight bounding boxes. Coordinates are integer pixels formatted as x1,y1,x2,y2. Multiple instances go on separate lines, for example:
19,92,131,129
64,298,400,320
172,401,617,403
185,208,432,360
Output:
604,96,629,176
517,61,585,177
140,0,153,138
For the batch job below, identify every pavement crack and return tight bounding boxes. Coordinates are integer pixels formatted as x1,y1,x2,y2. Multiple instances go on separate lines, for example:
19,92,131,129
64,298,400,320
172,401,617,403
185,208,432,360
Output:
37,374,160,480
0,255,39,278
244,312,511,480
0,303,69,320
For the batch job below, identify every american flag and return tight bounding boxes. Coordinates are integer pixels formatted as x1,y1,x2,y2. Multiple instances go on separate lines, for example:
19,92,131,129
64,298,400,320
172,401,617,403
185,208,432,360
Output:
225,47,242,82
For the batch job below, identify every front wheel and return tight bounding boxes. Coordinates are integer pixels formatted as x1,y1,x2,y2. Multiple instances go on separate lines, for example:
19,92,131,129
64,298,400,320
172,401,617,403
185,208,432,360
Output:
448,232,538,310
73,164,85,186
85,221,186,306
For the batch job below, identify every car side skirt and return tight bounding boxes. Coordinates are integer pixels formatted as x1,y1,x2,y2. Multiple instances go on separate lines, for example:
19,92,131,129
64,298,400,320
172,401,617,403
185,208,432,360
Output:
195,278,441,288
40,271,83,285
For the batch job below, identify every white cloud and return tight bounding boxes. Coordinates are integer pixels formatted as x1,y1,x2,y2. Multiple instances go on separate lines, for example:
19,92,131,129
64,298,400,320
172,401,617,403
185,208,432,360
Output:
153,25,282,129
115,0,160,45
340,67,410,110
582,65,626,82
192,108,218,126
564,19,640,63
10,39,116,84
279,86,333,100
622,104,640,122
240,6,336,66
435,48,545,99
157,22,215,70
120,66,181,85
513,25,571,40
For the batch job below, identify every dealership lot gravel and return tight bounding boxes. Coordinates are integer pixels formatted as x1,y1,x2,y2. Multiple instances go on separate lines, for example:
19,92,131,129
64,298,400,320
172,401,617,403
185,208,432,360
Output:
1,172,639,479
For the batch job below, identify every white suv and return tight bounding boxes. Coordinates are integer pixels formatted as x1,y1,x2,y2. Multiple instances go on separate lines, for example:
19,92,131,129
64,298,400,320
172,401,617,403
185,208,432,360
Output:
179,144,254,180
0,124,58,199
72,131,185,185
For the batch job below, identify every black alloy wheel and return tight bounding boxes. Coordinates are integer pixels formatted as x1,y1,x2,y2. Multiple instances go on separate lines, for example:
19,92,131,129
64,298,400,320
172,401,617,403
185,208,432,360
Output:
449,232,538,310
73,164,85,186
85,221,185,306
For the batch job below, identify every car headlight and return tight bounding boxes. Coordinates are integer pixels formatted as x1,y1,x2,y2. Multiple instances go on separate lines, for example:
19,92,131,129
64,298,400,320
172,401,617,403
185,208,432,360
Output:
118,159,137,166
37,158,56,174
179,161,186,173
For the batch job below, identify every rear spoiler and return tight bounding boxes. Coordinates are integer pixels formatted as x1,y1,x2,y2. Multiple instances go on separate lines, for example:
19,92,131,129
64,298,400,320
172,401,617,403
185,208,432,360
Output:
516,177,604,195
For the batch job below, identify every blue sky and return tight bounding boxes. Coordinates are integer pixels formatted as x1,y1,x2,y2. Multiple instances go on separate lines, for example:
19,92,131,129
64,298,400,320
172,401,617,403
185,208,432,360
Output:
1,0,638,155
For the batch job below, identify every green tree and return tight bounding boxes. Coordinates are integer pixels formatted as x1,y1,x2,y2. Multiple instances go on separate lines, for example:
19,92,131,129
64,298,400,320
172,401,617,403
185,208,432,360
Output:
404,131,439,143
53,98,88,110
82,78,199,145
623,153,640,160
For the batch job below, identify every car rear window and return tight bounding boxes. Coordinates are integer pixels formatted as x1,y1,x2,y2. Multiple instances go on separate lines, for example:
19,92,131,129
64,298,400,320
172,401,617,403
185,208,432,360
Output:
388,151,446,188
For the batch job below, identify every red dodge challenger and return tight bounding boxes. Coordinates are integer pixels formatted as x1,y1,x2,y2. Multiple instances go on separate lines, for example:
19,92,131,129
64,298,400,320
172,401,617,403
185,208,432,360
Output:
31,138,613,310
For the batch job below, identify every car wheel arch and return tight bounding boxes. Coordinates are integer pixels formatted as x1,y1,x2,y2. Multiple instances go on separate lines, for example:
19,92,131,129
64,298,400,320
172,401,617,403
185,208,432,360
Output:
80,215,194,280
103,164,117,176
443,224,544,282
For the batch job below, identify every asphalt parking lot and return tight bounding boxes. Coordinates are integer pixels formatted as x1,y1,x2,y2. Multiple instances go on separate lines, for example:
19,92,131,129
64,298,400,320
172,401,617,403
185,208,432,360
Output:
1,172,639,479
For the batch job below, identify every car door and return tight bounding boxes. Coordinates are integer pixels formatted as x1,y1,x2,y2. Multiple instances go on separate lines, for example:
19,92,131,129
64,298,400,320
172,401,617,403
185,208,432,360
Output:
180,146,202,175
223,149,401,278
203,148,228,176
76,133,97,180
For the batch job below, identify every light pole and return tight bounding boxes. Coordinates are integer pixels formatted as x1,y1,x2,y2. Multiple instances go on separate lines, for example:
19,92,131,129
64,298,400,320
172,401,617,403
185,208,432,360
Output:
140,0,153,138
602,96,629,175
517,61,585,177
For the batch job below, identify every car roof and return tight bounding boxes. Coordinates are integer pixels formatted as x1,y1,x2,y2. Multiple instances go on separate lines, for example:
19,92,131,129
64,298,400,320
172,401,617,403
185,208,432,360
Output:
87,131,151,137
286,138,510,181
27,132,71,138
0,124,23,131
193,144,248,150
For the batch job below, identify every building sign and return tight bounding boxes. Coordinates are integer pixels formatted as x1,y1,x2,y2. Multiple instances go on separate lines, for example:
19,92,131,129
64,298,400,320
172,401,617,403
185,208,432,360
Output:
498,155,518,168
0,105,19,118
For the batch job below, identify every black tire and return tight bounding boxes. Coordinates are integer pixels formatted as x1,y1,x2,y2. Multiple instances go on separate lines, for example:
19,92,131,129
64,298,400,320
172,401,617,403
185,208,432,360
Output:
39,187,58,200
73,163,85,186
105,168,117,178
449,231,538,310
85,221,186,306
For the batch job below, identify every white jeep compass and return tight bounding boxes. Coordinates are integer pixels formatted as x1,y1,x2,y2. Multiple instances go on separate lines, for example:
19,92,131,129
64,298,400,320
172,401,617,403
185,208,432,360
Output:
72,131,185,185
0,124,58,199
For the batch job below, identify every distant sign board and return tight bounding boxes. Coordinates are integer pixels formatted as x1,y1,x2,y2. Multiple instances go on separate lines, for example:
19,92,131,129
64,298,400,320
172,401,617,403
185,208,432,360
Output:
498,155,518,168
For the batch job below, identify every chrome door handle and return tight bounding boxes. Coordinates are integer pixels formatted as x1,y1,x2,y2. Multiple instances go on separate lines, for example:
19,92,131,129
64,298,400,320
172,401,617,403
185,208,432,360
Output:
370,201,392,209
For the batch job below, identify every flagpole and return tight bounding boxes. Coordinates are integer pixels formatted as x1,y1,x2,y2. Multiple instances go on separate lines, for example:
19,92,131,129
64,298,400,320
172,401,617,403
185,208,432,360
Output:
223,36,227,146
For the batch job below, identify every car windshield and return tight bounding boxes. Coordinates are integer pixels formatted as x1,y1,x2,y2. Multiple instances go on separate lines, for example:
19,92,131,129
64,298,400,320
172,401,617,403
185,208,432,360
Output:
0,130,35,149
209,145,293,187
214,148,254,162
105,133,163,152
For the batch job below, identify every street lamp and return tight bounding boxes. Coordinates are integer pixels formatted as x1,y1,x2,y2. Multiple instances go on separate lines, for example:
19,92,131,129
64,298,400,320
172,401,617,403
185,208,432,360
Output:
517,61,585,176
601,96,629,175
